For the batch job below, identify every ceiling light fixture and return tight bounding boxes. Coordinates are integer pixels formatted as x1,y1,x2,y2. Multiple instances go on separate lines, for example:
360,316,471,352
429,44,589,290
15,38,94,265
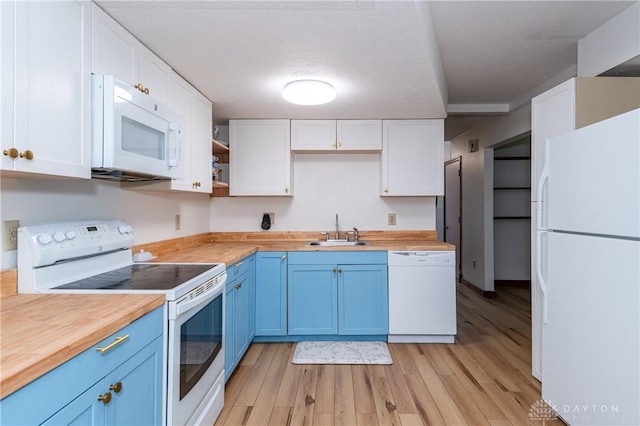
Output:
282,79,336,105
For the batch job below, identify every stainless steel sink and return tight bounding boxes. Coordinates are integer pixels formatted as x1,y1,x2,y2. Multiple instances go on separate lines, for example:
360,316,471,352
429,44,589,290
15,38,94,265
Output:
305,240,369,247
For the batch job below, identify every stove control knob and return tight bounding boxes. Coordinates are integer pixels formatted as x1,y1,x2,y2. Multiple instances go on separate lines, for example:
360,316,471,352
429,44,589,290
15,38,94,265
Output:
65,231,76,240
53,232,66,243
118,225,128,234
37,233,52,245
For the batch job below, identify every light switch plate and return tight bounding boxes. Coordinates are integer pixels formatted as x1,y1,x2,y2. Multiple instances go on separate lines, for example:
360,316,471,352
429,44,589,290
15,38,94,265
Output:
388,213,396,226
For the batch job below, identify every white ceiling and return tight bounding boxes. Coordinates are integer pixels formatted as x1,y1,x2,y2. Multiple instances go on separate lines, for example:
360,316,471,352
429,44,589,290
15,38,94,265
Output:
96,0,635,140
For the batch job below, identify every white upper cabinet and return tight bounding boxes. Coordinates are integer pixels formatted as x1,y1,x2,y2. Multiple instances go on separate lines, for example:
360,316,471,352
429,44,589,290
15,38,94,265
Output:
381,120,444,196
137,44,170,103
230,120,292,196
92,4,170,103
189,89,214,193
291,120,382,152
1,0,92,179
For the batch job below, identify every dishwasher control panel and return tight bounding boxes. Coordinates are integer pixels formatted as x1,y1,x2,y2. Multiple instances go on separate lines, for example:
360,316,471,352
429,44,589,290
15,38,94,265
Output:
388,251,455,266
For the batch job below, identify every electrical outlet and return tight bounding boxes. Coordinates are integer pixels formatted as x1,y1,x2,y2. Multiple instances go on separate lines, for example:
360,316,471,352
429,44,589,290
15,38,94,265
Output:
263,212,275,225
3,220,20,251
175,214,181,231
388,213,396,226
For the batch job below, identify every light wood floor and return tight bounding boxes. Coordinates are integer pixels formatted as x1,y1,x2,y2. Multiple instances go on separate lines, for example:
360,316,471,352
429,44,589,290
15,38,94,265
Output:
215,284,563,425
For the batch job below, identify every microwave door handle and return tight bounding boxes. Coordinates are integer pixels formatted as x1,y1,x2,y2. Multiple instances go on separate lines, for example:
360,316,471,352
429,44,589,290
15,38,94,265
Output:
168,124,181,167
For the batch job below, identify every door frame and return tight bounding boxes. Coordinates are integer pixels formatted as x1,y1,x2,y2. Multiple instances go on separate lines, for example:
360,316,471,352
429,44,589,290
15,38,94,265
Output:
444,156,462,281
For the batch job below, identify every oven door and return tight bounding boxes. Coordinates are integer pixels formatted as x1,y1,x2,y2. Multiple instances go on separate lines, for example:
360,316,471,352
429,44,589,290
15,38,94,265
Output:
167,273,226,426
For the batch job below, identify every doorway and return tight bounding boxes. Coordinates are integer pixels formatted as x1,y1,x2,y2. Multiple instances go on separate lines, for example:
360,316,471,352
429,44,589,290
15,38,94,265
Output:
444,157,462,281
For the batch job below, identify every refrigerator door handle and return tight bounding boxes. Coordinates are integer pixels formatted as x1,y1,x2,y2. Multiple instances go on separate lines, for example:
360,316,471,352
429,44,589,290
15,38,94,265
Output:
536,230,549,324
536,139,550,230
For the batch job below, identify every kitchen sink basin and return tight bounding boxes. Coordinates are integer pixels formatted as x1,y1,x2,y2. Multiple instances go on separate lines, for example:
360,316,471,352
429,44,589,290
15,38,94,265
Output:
305,240,369,247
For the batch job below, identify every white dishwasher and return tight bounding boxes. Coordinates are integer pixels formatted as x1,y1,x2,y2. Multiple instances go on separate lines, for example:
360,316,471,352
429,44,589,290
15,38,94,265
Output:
388,251,456,343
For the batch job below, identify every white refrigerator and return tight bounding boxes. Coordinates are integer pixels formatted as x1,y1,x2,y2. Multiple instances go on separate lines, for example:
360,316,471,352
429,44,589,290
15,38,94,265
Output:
537,108,639,425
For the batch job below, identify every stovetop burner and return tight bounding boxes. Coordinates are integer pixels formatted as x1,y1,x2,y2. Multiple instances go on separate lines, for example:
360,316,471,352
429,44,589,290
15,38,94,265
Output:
57,263,219,291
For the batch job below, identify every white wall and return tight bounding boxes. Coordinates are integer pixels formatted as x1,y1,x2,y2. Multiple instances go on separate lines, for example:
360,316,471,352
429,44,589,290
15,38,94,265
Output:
578,2,640,76
0,178,211,269
450,105,531,292
210,153,435,232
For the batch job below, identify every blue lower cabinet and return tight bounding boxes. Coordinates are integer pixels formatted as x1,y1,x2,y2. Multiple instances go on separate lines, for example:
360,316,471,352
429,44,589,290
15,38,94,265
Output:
286,252,388,337
288,265,338,335
225,254,256,381
0,308,163,426
339,264,388,335
255,252,287,336
41,381,105,426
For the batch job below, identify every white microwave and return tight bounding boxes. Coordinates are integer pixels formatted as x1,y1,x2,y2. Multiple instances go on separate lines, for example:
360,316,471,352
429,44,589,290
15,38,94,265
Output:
91,75,184,181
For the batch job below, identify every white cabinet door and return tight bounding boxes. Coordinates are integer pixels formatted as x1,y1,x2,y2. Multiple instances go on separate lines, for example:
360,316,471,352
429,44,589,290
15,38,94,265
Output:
531,78,575,200
92,4,171,103
137,44,170,104
530,78,575,381
291,120,336,151
166,72,212,193
91,3,137,84
230,120,292,196
190,90,213,193
291,119,382,152
381,120,444,196
2,0,91,179
337,120,381,152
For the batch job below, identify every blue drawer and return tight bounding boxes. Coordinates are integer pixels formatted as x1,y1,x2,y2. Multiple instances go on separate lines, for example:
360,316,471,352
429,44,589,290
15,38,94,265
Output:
226,254,254,281
287,251,387,265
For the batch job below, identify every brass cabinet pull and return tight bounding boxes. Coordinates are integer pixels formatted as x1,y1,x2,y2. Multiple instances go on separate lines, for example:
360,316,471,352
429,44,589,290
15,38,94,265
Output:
96,334,129,354
338,269,343,273
234,283,242,289
384,188,389,193
285,187,289,193
332,268,337,273
3,148,18,159
330,142,336,147
234,261,243,268
98,392,112,404
109,382,123,393
337,142,342,147
281,255,286,260
134,83,150,95
19,150,34,160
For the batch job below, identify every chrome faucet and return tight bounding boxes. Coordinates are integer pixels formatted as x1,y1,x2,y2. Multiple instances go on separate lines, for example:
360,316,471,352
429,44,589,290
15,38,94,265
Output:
335,213,340,240
353,227,359,242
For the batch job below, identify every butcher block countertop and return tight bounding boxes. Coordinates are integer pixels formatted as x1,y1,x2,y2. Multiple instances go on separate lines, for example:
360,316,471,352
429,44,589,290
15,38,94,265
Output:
0,284,165,399
139,230,455,265
1,230,453,399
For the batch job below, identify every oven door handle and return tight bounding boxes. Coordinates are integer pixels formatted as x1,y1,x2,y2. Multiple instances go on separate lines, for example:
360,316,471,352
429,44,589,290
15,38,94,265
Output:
173,273,227,318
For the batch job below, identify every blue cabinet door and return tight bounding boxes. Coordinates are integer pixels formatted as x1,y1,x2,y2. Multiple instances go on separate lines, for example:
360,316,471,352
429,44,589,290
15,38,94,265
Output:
233,273,250,363
288,264,338,335
41,381,105,426
255,252,287,336
105,336,163,426
225,255,255,381
339,264,388,335
246,255,256,341
224,282,235,380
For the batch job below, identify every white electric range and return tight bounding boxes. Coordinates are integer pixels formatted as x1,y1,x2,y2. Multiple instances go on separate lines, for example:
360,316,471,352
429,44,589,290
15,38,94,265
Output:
17,219,227,426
